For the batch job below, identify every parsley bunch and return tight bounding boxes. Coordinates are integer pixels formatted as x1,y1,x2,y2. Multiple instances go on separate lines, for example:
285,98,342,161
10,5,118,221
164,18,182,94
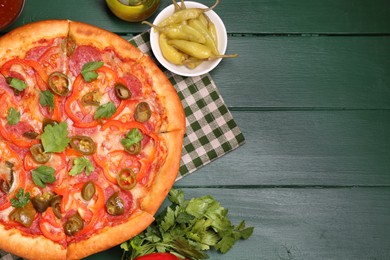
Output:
121,189,253,260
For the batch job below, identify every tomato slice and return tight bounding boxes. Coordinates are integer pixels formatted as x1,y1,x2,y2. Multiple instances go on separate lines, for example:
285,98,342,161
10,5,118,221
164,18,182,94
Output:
64,66,126,128
0,139,27,210
23,149,67,173
101,119,148,134
93,150,141,185
0,94,41,148
39,207,66,242
38,45,68,76
0,58,48,91
67,182,105,237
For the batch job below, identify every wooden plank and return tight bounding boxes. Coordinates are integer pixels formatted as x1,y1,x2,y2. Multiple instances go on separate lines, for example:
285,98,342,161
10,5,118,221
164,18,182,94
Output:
177,110,390,186
89,188,390,259
212,36,390,109
8,0,390,34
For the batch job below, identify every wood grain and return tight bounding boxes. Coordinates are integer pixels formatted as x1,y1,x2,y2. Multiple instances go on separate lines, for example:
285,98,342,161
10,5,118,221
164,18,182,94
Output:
7,0,390,34
212,36,390,109
178,110,390,187
90,188,390,260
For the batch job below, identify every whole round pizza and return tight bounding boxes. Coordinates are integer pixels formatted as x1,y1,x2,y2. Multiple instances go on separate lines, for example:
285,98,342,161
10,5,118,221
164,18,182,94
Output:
0,20,185,259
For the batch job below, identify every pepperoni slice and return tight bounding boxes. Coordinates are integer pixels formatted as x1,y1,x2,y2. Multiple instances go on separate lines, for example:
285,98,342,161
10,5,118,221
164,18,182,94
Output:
38,46,68,75
69,45,103,76
123,73,142,99
25,45,51,61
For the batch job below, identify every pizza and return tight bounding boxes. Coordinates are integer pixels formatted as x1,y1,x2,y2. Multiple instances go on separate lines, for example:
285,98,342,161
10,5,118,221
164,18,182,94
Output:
0,20,185,259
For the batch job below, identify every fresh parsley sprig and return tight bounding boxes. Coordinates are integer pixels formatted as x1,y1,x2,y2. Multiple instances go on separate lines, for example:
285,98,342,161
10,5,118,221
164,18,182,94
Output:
81,61,104,82
31,165,56,188
6,107,20,125
41,122,70,153
121,128,143,150
69,157,94,176
7,77,27,92
40,90,55,109
94,101,116,120
121,189,254,260
11,188,31,208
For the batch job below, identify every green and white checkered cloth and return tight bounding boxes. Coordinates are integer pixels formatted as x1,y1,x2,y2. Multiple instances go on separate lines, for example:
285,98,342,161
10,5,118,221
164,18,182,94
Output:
0,31,244,260
130,31,245,179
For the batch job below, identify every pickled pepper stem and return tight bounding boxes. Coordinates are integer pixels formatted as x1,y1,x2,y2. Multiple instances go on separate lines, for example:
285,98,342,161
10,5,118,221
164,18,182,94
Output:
208,53,239,60
180,0,186,10
205,0,220,12
183,53,239,64
171,0,181,12
158,0,220,27
142,21,206,44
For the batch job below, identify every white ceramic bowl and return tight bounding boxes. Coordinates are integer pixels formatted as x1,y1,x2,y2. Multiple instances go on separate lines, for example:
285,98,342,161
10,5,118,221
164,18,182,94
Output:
150,1,227,77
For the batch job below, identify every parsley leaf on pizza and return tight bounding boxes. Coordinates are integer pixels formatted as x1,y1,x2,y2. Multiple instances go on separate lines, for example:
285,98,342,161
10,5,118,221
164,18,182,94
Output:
81,61,104,82
69,157,95,176
6,107,20,125
7,77,27,92
121,128,143,154
94,101,116,120
41,122,70,153
10,188,31,208
40,90,55,109
31,166,56,188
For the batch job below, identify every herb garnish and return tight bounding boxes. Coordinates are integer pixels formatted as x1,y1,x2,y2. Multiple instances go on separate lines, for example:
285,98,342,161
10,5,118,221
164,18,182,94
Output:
6,107,20,125
8,77,27,92
31,165,56,188
121,128,143,150
40,90,55,109
41,122,70,153
121,189,254,260
69,157,95,176
94,101,117,120
11,188,31,208
81,61,104,82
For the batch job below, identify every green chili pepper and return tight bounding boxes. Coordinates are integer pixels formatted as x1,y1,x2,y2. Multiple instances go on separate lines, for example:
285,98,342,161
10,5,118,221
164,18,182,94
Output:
48,72,70,96
159,33,187,65
158,0,220,27
81,90,101,106
188,18,220,56
143,21,206,44
168,39,212,59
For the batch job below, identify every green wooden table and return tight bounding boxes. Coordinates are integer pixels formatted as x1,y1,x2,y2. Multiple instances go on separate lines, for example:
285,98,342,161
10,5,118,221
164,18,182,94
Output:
4,0,390,259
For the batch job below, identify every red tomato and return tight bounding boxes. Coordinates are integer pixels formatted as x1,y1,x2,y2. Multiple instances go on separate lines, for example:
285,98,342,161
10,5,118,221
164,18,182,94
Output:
64,66,125,128
134,253,180,260
39,208,66,242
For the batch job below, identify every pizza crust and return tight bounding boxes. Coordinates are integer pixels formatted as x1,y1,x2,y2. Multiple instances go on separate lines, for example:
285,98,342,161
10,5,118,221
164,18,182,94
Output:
141,130,185,215
66,210,154,260
0,225,67,260
68,20,144,62
0,20,69,66
140,55,186,133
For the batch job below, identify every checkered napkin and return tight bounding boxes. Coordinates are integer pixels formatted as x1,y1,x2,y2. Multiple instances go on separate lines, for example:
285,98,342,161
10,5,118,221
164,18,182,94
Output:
130,31,245,179
0,31,245,260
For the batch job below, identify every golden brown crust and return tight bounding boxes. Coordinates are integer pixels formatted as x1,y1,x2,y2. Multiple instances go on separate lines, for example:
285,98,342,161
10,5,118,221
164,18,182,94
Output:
0,225,67,260
66,210,154,259
140,55,186,133
0,20,69,66
68,20,143,62
141,130,185,215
